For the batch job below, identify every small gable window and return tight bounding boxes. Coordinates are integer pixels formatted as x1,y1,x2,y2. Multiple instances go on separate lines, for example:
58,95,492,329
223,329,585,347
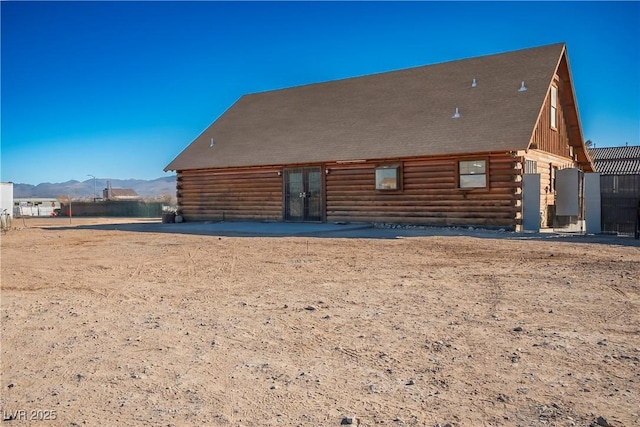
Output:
550,85,558,129
458,160,487,189
375,164,401,191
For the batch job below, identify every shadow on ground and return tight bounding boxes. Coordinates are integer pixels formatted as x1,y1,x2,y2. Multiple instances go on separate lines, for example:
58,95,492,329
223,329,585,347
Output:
40,219,640,247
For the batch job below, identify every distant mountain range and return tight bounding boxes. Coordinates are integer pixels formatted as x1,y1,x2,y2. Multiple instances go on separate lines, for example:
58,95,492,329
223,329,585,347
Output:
13,176,176,199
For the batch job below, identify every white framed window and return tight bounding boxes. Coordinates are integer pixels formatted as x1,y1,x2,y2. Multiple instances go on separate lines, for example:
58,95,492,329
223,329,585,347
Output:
375,164,401,190
524,159,538,174
458,160,487,189
550,85,558,129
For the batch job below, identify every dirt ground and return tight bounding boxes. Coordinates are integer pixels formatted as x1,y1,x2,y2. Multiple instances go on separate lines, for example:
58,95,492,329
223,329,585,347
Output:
1,218,639,426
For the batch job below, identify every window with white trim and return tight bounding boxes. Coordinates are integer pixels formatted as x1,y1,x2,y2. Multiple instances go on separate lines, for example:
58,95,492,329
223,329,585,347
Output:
524,159,538,174
550,85,558,129
458,160,487,189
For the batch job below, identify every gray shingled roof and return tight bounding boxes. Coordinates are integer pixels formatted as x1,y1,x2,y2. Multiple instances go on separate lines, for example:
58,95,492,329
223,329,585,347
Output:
166,43,568,171
590,146,640,175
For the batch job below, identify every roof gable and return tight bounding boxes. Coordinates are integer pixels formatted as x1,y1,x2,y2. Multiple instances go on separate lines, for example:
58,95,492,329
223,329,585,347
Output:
166,43,567,171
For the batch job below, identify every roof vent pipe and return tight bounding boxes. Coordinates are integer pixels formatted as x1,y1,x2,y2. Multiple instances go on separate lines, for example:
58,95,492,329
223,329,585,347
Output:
471,78,477,88
452,107,461,119
210,137,215,148
518,81,527,92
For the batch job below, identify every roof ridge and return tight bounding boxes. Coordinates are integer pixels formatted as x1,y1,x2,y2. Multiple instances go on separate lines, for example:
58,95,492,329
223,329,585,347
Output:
247,42,567,96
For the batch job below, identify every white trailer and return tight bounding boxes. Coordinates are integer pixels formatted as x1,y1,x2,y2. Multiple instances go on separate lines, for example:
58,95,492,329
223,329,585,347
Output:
13,198,60,217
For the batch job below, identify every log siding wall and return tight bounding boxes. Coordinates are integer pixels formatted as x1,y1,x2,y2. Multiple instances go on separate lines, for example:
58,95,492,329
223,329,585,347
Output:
325,152,522,228
176,166,283,221
176,153,523,229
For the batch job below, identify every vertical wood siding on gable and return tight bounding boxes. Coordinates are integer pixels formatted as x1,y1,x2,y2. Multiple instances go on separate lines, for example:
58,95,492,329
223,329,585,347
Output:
325,153,521,228
530,55,584,162
531,80,573,158
176,167,283,221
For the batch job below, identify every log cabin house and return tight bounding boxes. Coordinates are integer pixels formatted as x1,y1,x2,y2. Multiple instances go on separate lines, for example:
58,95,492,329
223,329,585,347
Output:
165,43,594,231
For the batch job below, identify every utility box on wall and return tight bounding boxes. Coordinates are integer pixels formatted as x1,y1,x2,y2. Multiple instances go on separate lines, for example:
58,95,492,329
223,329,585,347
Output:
553,168,585,232
556,168,580,216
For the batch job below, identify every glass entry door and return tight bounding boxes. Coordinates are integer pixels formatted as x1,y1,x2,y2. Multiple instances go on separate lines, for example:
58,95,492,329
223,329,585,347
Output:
284,167,323,221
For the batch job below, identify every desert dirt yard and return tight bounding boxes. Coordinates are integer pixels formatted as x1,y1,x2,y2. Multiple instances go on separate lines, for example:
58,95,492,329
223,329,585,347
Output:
1,218,639,427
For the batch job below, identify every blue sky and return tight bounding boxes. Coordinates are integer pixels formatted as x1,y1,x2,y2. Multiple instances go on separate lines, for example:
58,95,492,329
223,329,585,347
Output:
1,1,639,185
